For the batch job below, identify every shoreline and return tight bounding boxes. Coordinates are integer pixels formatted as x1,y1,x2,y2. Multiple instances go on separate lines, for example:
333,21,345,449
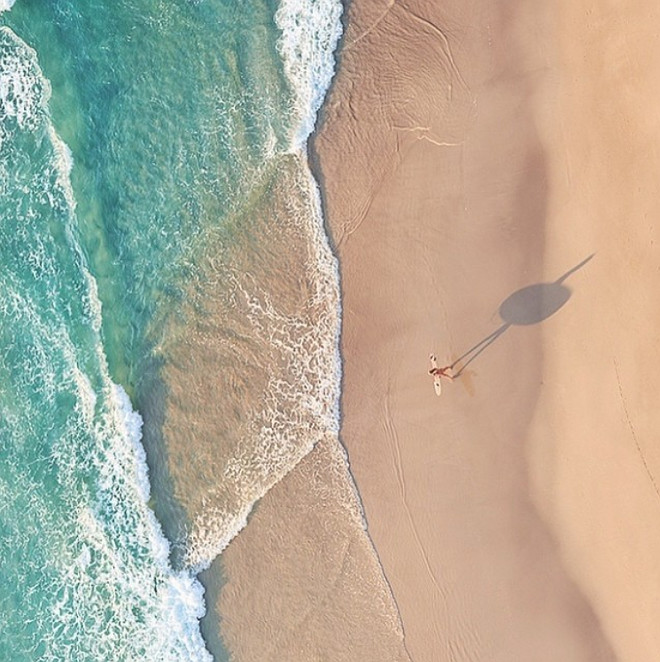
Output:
305,21,415,651
197,5,415,659
200,147,411,662
203,0,660,659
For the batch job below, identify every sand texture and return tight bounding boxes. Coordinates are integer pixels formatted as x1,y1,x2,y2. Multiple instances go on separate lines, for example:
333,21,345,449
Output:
206,435,410,661
214,0,660,659
309,0,660,659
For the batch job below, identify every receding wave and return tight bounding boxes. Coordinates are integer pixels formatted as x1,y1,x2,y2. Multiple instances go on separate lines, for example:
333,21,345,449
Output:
157,154,341,569
146,0,345,570
275,0,343,148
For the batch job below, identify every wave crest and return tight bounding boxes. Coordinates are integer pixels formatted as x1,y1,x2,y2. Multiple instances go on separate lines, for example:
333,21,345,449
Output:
275,0,343,148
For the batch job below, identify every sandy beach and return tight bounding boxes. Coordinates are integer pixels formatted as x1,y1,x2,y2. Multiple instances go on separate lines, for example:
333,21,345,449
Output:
212,0,660,659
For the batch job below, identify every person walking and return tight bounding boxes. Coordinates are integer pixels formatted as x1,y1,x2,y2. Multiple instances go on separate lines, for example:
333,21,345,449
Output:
429,353,453,381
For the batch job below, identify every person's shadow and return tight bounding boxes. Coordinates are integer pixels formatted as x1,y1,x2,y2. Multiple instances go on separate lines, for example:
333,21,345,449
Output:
452,254,594,377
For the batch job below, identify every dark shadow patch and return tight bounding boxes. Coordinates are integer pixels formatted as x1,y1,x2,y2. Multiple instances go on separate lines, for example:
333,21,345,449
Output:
453,254,593,375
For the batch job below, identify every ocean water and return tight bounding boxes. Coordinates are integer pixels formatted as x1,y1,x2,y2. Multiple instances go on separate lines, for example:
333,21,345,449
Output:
0,0,342,659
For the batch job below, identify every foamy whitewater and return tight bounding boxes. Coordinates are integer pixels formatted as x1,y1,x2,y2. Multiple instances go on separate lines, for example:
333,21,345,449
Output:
0,25,211,661
0,0,343,659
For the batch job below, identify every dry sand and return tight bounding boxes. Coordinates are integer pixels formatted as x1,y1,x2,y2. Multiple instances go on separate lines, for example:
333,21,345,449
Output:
214,0,660,659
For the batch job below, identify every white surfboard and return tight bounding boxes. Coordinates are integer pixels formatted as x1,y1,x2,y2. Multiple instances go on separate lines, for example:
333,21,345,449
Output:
429,353,442,396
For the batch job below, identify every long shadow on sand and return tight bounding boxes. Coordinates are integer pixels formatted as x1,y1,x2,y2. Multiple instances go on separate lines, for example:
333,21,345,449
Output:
452,254,594,376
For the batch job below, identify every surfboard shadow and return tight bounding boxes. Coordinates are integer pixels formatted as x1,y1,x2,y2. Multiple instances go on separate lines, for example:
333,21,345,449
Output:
452,254,594,376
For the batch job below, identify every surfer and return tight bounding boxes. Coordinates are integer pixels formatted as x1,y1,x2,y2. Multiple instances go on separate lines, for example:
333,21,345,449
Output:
429,354,452,396
429,365,453,381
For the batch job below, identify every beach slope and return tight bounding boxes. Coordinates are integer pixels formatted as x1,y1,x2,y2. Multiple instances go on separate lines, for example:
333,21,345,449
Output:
212,0,660,659
311,0,660,659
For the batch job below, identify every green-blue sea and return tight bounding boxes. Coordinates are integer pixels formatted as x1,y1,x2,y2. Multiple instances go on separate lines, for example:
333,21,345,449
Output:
0,0,342,659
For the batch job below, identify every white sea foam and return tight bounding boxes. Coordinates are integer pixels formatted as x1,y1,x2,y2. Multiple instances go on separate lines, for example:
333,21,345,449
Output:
48,125,77,211
183,153,343,568
0,26,214,660
191,0,380,581
54,365,213,660
0,29,75,212
81,266,103,333
0,27,50,149
178,0,347,565
84,335,212,660
305,162,343,429
275,0,343,149
71,364,97,427
111,383,151,504
0,0,16,13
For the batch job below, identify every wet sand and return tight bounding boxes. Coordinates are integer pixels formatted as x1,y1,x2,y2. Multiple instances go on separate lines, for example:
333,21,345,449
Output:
203,435,410,660
213,0,660,659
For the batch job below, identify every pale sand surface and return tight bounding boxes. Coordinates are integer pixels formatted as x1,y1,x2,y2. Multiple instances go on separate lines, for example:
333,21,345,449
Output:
527,2,660,658
214,0,660,659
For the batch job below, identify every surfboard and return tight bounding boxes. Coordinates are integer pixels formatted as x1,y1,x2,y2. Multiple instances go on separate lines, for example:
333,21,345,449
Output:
429,353,442,396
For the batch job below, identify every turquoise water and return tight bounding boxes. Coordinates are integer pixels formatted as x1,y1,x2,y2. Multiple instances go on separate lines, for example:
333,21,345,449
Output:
0,0,341,659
